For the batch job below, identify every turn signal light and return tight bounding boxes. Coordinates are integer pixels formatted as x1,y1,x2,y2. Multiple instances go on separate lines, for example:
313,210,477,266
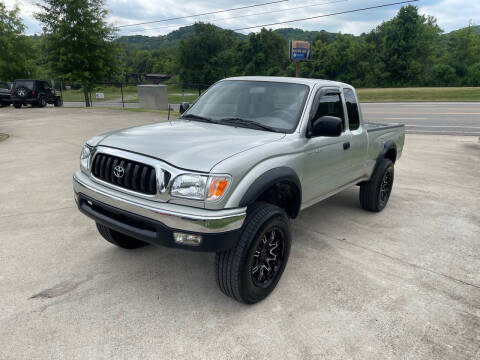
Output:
207,177,230,200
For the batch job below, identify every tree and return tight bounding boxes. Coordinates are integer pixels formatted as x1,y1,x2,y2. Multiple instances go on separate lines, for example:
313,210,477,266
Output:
368,5,441,86
35,0,118,106
177,23,239,85
443,25,480,84
0,2,36,80
238,28,288,76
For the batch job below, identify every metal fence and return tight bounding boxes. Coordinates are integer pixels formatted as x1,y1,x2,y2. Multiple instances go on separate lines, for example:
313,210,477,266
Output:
54,81,211,109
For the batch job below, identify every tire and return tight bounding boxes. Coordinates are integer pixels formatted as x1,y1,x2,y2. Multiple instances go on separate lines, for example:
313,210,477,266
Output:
96,223,148,249
13,103,22,109
38,96,46,108
54,97,63,107
15,87,29,98
360,158,394,212
215,202,291,304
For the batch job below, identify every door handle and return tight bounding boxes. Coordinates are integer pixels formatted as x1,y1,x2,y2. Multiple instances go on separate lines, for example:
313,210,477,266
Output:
343,142,350,150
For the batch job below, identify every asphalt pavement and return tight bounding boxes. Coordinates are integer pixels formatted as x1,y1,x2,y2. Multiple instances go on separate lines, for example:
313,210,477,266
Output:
362,102,480,136
64,101,480,136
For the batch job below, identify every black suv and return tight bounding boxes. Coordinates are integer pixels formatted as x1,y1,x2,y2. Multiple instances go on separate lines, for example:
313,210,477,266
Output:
0,81,12,107
11,79,63,108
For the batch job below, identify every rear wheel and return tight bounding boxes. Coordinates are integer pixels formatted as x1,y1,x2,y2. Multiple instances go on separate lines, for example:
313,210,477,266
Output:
360,158,394,212
215,202,291,304
54,97,63,107
13,103,22,109
96,223,148,249
37,96,47,108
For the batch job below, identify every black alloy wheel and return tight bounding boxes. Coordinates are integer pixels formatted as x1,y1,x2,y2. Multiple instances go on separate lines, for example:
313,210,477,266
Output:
379,167,393,206
215,202,291,304
251,226,286,289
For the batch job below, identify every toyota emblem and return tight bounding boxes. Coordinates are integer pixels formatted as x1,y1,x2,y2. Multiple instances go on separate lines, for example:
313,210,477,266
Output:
113,165,125,178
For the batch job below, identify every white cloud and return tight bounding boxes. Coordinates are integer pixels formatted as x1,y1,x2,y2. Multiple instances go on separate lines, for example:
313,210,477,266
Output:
4,0,479,36
419,0,480,32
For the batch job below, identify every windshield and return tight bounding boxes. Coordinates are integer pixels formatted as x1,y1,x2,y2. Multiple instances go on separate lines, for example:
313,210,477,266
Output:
183,80,310,132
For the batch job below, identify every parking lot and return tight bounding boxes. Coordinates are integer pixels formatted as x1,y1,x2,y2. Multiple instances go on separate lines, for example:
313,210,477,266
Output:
0,107,479,359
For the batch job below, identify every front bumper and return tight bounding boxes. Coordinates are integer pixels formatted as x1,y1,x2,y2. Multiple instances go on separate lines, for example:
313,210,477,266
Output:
73,171,246,252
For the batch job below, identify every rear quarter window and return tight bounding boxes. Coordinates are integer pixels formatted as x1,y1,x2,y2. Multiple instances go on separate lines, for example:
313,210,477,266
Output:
343,88,360,131
14,80,34,90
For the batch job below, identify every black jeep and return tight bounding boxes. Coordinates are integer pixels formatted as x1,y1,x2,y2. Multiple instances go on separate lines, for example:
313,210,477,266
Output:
11,79,63,108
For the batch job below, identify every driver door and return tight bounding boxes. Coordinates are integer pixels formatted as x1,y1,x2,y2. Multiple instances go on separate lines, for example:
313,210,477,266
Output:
301,88,353,206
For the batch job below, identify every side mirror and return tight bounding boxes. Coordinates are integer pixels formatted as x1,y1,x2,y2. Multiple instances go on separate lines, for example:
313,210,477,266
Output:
309,116,342,137
179,102,190,114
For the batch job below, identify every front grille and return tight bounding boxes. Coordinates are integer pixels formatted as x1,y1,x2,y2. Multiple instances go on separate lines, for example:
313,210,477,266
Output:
91,153,157,195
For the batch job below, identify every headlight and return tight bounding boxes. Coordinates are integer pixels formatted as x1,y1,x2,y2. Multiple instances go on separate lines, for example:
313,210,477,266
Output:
171,174,231,201
171,174,207,200
80,144,92,173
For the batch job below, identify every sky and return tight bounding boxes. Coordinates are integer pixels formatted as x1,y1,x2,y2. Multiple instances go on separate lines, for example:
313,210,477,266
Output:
4,0,480,37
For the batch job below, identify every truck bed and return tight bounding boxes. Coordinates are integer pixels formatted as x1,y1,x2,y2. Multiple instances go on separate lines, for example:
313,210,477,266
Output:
363,122,405,175
364,122,404,132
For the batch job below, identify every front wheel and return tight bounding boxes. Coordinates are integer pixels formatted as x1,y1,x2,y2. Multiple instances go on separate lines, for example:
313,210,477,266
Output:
215,202,291,304
360,158,394,212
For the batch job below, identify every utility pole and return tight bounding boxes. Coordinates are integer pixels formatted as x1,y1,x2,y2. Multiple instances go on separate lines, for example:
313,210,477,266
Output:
295,61,300,78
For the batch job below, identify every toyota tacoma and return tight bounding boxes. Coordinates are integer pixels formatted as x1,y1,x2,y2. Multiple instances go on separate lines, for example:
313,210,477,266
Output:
73,76,405,304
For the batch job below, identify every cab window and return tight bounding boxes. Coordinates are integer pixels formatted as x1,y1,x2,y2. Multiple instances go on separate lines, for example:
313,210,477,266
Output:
310,92,345,131
343,88,360,131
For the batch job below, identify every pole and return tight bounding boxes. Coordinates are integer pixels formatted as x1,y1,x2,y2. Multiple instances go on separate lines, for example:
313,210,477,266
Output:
120,83,124,109
295,61,300,78
182,88,185,103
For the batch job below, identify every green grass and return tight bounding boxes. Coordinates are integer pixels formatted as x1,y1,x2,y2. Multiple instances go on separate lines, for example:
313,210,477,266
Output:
64,86,479,104
357,87,480,102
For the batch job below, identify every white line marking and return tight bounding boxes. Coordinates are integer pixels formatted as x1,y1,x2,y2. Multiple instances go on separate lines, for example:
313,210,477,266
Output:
406,130,480,134
406,125,480,129
385,117,427,120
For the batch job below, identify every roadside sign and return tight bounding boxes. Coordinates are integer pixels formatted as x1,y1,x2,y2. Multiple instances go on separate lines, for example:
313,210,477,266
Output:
96,92,105,99
289,40,312,61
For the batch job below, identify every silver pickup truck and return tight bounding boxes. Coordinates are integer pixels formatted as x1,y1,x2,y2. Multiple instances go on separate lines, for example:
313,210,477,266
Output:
73,76,404,304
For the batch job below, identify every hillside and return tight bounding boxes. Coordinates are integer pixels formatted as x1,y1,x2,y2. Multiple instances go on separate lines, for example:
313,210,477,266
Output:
116,25,246,50
115,25,338,50
273,28,338,43
115,23,477,51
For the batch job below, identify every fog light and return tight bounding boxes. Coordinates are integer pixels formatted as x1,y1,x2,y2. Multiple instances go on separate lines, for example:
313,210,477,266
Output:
173,232,202,246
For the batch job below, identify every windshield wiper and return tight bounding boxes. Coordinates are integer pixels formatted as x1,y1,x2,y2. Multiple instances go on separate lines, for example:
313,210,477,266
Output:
181,113,218,124
219,118,278,132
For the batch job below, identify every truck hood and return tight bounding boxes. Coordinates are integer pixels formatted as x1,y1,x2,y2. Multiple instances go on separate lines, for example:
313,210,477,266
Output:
97,120,285,172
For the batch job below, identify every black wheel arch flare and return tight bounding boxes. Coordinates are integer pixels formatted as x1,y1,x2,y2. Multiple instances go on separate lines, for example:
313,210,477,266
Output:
239,167,302,219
